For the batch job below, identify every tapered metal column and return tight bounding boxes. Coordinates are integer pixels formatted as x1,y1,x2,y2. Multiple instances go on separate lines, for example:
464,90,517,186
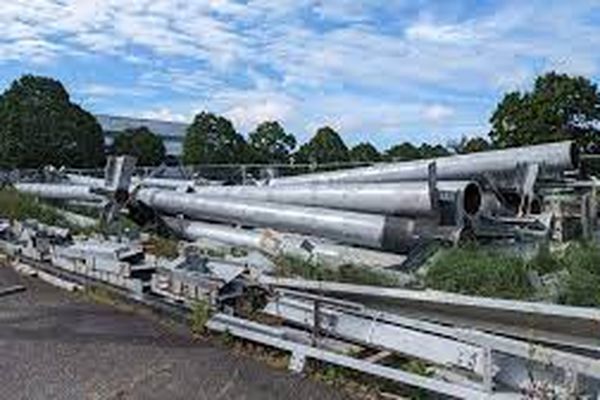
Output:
67,174,194,191
270,141,577,186
14,183,103,202
163,217,407,268
191,181,481,217
136,188,457,251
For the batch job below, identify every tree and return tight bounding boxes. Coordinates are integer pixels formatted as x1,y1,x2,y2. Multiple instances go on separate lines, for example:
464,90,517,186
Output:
113,126,166,166
384,142,421,161
182,111,247,164
295,126,349,164
248,121,296,164
0,75,105,168
349,142,381,162
450,136,492,154
418,143,450,159
490,72,600,149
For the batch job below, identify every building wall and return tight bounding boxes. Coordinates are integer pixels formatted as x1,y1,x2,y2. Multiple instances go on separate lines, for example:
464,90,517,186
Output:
96,114,187,156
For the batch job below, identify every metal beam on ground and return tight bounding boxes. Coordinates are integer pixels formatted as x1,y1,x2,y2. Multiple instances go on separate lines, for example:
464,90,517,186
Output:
269,141,577,186
136,188,463,251
190,181,482,217
163,217,408,270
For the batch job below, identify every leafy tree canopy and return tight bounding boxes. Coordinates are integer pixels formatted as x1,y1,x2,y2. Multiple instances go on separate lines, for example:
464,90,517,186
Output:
182,111,247,164
450,136,492,154
418,143,450,158
248,121,296,164
349,142,381,162
0,74,105,168
113,126,166,166
295,126,349,164
384,142,421,161
490,72,600,149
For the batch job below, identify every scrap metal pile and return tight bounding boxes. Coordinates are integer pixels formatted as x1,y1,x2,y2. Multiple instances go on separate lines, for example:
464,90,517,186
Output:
5,140,600,398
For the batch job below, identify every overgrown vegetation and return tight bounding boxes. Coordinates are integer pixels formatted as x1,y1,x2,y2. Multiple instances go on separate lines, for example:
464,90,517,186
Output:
425,245,533,299
425,242,600,306
0,188,105,235
558,242,600,306
190,299,211,336
144,235,179,259
274,255,403,287
0,188,68,226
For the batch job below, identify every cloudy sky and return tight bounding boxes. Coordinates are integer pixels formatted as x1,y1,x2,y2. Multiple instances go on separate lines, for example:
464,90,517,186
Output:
1,0,599,149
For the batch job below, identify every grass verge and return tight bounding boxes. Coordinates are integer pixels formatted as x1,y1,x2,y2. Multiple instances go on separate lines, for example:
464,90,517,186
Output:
425,242,600,306
274,255,404,287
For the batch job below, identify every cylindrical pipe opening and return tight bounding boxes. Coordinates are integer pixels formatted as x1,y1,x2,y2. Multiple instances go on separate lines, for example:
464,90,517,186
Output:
570,142,580,169
462,182,482,216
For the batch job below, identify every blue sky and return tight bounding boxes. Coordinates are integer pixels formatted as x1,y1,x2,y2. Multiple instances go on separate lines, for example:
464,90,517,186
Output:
1,0,600,150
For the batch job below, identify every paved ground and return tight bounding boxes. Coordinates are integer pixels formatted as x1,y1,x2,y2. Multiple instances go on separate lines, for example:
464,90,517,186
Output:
0,265,348,400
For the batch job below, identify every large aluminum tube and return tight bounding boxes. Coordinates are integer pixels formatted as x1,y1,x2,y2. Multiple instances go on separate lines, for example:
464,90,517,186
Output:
192,181,482,217
66,174,105,188
135,177,194,190
136,188,458,251
163,217,407,269
14,183,103,202
270,141,578,186
67,174,194,191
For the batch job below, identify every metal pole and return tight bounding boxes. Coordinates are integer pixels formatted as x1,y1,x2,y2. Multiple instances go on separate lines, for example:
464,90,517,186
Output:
190,181,482,217
14,183,104,202
270,141,578,186
136,188,462,251
163,217,408,269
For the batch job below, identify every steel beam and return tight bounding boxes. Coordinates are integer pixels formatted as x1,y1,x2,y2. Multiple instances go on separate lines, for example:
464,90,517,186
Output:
263,295,487,374
206,313,502,399
258,276,600,350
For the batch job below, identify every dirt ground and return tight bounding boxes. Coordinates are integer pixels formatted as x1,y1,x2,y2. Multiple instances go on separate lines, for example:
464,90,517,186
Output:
0,265,349,400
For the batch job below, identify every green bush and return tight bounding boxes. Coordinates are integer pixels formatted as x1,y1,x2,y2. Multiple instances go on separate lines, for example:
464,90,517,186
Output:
424,246,533,299
274,255,402,287
558,242,600,307
144,235,179,259
190,299,211,335
425,242,600,306
0,188,66,226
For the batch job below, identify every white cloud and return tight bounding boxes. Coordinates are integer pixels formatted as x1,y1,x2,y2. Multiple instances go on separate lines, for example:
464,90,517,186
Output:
139,107,189,123
405,22,476,43
422,104,454,123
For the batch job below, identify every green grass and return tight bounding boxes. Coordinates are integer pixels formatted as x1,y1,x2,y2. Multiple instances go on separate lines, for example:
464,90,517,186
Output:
274,255,403,287
144,235,179,259
425,242,600,306
0,188,68,226
424,245,533,299
557,242,600,307
189,299,211,336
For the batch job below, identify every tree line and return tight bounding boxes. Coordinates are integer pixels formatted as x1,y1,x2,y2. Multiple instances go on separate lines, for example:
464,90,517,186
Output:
0,72,598,168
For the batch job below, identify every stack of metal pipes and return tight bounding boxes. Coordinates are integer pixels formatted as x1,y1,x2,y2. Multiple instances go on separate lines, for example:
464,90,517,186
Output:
14,141,578,268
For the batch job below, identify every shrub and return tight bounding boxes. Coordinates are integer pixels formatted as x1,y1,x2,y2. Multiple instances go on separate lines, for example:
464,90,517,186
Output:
558,242,600,306
425,246,533,299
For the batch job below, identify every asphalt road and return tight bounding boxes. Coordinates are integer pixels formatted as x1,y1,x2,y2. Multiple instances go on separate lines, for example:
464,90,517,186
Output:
0,265,348,400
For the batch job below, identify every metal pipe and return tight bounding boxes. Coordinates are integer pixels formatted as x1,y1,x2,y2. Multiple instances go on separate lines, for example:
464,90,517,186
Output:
65,174,105,188
67,174,194,191
191,181,482,217
14,183,103,202
136,188,460,251
163,217,407,269
270,141,578,186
